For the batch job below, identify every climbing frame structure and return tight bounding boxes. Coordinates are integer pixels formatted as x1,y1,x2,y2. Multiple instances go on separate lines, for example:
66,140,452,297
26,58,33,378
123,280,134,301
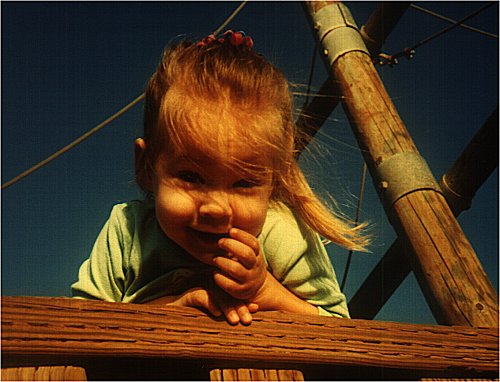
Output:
2,2,498,380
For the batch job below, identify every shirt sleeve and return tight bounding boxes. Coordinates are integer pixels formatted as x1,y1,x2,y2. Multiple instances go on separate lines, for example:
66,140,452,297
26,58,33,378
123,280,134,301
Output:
260,204,350,318
71,204,128,302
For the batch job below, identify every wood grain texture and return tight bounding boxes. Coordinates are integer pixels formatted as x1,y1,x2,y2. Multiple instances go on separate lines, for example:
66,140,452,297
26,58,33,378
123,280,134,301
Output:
349,107,498,320
210,368,303,381
1,366,87,381
393,190,498,326
1,296,498,380
305,0,498,327
333,50,498,327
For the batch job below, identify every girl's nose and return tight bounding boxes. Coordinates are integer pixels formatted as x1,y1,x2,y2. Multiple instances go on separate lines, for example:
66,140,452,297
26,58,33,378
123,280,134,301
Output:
198,192,232,221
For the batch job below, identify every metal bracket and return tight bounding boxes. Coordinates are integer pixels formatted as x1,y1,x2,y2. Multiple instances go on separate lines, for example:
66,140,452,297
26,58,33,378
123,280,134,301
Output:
377,152,442,207
312,2,369,66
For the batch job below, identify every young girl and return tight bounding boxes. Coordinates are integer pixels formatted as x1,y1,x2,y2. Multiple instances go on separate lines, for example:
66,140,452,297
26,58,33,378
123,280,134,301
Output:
72,31,369,325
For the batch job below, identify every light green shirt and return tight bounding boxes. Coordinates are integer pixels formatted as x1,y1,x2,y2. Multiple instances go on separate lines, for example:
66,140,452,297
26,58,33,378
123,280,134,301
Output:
71,199,349,318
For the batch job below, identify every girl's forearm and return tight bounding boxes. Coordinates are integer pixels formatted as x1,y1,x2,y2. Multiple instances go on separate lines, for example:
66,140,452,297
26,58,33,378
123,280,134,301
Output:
252,272,319,315
143,294,184,306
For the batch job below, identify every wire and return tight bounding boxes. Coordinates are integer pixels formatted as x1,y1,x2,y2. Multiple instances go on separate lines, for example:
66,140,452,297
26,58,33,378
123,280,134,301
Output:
385,2,496,64
340,162,367,291
2,1,249,190
212,1,249,36
410,3,498,40
2,93,145,190
410,2,496,52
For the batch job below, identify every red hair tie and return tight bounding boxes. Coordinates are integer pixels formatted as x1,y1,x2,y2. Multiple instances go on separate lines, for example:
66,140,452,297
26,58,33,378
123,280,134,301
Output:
196,30,253,49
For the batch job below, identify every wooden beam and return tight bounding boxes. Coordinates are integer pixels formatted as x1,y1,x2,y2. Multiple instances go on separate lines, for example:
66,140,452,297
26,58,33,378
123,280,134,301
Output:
349,107,499,320
1,297,498,380
295,77,340,154
296,2,410,154
439,107,499,215
305,1,498,327
359,2,411,56
348,240,409,320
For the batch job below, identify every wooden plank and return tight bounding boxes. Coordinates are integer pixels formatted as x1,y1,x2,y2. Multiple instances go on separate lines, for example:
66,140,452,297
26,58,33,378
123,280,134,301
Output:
1,297,497,379
278,369,304,381
1,366,87,381
305,1,499,327
210,368,303,381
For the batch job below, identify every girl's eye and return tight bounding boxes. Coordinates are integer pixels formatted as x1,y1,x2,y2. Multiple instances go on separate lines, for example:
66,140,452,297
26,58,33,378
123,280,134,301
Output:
178,171,204,184
233,179,259,188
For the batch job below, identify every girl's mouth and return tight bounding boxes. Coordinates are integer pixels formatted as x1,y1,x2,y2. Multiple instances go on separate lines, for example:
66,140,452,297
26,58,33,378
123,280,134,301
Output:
190,229,229,245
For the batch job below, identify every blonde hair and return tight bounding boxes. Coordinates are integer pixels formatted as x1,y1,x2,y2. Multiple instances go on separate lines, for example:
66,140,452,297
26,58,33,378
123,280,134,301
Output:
138,38,369,252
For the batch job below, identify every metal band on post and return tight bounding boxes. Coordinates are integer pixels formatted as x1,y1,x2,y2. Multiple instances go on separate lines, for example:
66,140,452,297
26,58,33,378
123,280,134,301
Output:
377,152,443,208
312,2,369,66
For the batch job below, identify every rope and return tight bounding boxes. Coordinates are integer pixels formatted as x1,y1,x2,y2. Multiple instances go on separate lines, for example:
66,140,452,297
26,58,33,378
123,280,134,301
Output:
410,3,498,40
340,162,367,291
2,1,249,190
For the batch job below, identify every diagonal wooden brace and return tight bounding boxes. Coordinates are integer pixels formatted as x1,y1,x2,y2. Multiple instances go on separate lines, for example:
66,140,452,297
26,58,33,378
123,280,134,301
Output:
305,0,498,327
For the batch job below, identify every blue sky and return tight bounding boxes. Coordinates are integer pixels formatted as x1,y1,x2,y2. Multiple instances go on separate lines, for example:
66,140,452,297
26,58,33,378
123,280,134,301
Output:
2,1,498,325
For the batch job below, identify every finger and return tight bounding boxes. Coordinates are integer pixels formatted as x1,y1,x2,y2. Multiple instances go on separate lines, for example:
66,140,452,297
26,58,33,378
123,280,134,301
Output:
187,288,222,318
247,302,259,313
217,298,240,325
213,255,249,282
235,303,253,325
204,297,223,318
218,237,257,269
229,228,260,254
213,270,250,299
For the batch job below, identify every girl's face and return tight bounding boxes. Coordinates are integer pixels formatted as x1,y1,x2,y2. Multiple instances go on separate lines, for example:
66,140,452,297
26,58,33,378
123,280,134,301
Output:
152,144,273,265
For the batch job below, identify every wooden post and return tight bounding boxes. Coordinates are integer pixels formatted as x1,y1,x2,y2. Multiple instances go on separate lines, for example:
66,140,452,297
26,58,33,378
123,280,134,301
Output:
305,1,498,327
296,2,410,154
349,107,499,320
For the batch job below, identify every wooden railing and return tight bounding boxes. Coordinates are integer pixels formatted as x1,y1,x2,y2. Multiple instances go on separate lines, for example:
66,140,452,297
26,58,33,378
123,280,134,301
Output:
2,296,498,380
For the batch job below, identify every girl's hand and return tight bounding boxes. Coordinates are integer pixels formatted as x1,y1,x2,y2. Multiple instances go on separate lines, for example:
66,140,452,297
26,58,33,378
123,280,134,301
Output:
212,228,267,301
213,228,320,316
145,287,259,325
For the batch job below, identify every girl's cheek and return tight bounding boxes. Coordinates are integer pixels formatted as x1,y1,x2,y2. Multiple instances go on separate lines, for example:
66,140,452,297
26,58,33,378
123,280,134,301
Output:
156,189,197,223
232,196,269,237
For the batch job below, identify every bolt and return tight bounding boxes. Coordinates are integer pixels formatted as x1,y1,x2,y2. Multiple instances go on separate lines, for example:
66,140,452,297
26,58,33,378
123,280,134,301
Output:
314,22,321,31
323,49,329,56
476,303,484,311
380,181,389,189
